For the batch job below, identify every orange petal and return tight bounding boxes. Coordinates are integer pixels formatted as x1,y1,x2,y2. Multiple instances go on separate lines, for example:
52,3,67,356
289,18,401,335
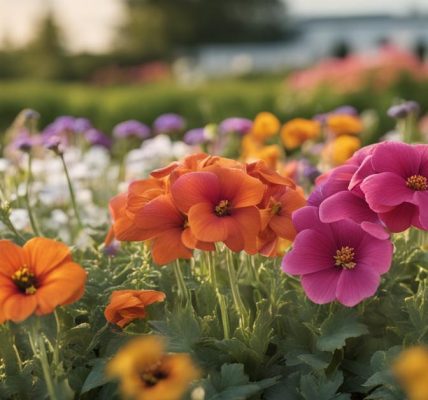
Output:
35,262,87,315
151,229,193,265
135,195,184,238
269,215,296,241
181,228,215,251
188,202,230,242
0,240,27,277
171,171,220,213
24,238,72,278
2,293,37,322
229,206,261,254
213,167,265,208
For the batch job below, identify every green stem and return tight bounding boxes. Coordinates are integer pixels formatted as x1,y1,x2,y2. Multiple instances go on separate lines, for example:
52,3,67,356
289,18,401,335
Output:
173,260,189,304
217,293,231,339
29,321,57,400
226,250,249,329
60,154,83,229
25,154,41,236
207,251,217,288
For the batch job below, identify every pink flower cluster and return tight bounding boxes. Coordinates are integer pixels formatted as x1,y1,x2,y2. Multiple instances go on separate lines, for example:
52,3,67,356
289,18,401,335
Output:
282,141,428,307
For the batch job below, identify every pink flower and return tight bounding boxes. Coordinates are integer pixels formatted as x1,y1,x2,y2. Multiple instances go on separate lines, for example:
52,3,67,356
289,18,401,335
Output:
282,206,393,307
360,142,428,232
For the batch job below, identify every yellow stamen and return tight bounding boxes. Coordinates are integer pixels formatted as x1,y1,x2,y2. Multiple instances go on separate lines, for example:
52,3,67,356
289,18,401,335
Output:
406,175,427,191
215,200,230,216
334,246,356,269
12,266,37,295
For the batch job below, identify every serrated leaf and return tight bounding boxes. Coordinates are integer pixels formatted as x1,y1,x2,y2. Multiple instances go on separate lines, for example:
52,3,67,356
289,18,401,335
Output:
316,310,368,352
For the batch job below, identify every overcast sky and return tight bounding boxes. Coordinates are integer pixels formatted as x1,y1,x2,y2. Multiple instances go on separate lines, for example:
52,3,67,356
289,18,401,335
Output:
1,0,428,52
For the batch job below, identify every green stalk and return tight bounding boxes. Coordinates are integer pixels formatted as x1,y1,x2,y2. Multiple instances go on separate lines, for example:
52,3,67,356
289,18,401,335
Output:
173,260,189,304
29,321,57,400
217,293,231,339
25,154,41,236
60,154,83,229
226,249,249,329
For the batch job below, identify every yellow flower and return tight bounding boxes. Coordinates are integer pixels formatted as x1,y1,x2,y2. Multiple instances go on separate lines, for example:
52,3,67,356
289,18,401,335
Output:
323,135,361,166
327,114,363,136
280,118,320,150
393,346,428,400
251,112,280,141
108,336,200,400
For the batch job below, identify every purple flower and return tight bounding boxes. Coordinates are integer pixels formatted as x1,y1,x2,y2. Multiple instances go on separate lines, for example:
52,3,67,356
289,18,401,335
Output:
42,116,93,146
85,129,112,149
113,120,151,140
219,118,253,135
13,132,40,152
153,113,185,135
183,128,207,145
44,136,64,154
282,206,393,307
387,101,420,119
332,106,358,116
360,142,428,232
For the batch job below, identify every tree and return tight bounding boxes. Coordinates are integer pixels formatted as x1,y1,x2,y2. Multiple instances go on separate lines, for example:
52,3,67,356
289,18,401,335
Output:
115,0,288,59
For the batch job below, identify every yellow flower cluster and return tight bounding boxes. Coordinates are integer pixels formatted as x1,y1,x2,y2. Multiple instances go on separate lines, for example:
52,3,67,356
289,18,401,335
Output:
394,346,428,400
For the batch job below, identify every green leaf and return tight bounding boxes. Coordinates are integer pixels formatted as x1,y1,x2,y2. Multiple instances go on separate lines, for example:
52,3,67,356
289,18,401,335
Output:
316,310,368,352
300,371,349,400
81,358,109,394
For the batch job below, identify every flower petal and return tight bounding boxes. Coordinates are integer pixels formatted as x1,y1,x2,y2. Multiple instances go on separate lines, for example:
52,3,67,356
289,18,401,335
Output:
371,141,421,177
336,268,380,307
171,172,220,213
361,172,414,212
150,229,193,265
379,202,417,233
320,191,378,224
356,235,393,274
24,238,72,278
301,268,341,304
0,240,26,277
188,202,230,242
2,293,37,322
282,230,336,275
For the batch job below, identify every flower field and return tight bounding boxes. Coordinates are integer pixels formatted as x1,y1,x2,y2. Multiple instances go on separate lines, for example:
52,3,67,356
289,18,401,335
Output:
1,100,428,400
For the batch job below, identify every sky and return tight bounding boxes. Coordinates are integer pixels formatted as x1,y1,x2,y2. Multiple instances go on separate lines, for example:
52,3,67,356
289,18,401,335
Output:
1,0,428,53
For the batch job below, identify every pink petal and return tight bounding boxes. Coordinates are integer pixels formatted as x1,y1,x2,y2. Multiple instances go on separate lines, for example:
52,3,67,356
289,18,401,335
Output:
301,268,341,304
415,191,428,230
349,155,375,192
360,222,389,240
336,268,380,307
282,230,335,275
356,235,393,274
292,206,328,234
330,219,366,249
371,141,421,177
379,202,417,233
319,191,378,224
361,172,414,213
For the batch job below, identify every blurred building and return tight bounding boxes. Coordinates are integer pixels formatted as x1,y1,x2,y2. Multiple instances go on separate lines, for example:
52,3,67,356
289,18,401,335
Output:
175,14,428,79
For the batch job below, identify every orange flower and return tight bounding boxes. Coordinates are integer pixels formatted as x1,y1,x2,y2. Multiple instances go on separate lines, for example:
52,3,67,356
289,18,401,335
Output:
108,336,200,400
104,290,166,328
280,118,320,150
251,112,280,141
0,238,86,323
327,114,363,136
171,167,265,253
258,186,306,256
135,194,214,265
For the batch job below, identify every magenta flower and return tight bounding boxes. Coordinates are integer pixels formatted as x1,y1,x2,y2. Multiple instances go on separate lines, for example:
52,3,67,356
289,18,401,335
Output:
360,142,428,232
282,206,393,307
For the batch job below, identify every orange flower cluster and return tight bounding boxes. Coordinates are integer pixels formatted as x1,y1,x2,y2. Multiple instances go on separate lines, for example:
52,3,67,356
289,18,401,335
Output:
107,153,306,264
0,238,87,323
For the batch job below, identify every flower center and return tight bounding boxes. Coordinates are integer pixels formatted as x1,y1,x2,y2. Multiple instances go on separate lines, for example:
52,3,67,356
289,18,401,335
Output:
139,362,169,388
406,175,427,191
12,266,37,295
215,200,231,217
271,201,282,215
334,246,356,270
